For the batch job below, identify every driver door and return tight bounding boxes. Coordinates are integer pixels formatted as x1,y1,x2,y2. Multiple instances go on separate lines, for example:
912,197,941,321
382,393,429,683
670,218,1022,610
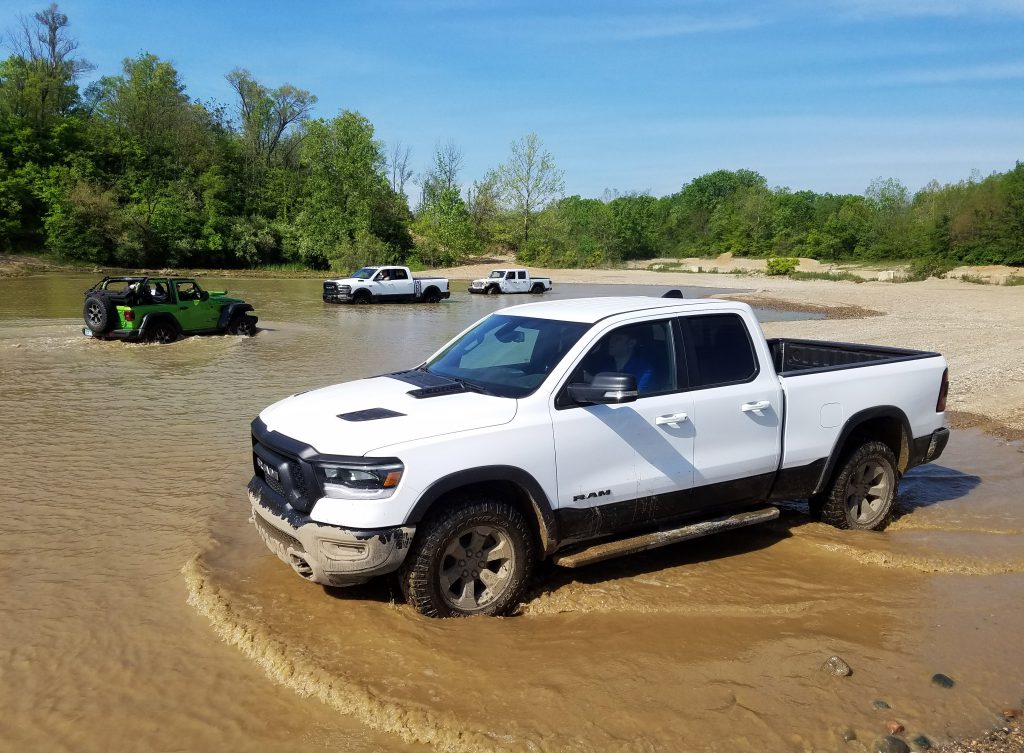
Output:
173,280,218,330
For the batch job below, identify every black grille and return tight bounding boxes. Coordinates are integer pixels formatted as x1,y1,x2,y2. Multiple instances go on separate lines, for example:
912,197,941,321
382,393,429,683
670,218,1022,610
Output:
252,438,319,513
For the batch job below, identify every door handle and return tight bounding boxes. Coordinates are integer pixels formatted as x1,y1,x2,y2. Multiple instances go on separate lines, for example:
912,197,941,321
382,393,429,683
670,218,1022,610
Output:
741,400,771,413
655,412,689,426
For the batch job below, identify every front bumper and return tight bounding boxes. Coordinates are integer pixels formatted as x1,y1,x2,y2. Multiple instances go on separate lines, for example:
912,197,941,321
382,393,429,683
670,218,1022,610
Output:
248,477,415,587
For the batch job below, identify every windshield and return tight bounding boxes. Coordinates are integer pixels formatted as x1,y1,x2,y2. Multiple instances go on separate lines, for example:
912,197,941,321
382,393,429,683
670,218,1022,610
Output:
351,267,377,279
489,271,504,278
425,314,591,398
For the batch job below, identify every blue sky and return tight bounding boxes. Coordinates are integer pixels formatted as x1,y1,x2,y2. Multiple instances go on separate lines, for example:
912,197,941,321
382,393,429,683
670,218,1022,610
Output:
4,0,1024,199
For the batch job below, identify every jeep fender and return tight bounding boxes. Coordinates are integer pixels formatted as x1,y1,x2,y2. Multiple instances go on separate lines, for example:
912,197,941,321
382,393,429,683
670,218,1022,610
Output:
406,466,560,555
138,311,178,335
217,302,255,329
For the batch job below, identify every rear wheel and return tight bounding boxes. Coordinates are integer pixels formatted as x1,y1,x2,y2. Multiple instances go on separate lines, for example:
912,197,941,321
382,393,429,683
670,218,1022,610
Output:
422,287,442,304
399,497,534,617
147,319,179,344
83,294,117,334
531,283,544,294
227,313,257,336
818,440,898,530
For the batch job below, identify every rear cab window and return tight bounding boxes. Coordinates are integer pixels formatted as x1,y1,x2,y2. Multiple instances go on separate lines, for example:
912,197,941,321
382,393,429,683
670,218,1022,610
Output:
678,313,758,388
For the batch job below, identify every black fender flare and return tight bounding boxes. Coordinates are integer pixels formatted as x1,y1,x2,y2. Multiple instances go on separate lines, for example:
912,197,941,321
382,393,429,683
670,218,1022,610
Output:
406,465,560,555
812,405,912,495
217,302,255,329
138,311,179,336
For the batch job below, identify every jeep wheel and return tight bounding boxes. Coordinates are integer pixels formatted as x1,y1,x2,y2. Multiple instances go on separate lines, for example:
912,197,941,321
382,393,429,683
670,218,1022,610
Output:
147,319,179,344
530,283,545,294
228,313,258,336
485,285,499,295
83,294,117,334
399,497,534,618
818,440,898,530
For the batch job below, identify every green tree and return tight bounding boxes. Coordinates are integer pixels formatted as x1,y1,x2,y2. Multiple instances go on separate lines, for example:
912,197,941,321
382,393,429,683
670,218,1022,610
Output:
493,133,564,250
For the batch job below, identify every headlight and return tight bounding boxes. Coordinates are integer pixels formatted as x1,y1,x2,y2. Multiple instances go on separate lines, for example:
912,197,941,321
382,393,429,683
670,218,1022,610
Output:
314,462,404,500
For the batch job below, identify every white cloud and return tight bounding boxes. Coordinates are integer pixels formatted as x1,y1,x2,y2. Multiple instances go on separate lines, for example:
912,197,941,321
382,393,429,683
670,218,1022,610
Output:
829,0,1024,18
874,62,1024,85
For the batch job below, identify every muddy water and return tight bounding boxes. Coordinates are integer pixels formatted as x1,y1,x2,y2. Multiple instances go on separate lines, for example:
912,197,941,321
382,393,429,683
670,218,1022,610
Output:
1,274,1020,753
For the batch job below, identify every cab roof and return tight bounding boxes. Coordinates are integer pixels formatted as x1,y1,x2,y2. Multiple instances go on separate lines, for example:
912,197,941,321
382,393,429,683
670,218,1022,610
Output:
494,295,745,324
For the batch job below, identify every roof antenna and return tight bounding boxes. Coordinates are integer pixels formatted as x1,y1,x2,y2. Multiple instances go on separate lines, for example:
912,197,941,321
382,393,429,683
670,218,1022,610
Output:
661,289,684,299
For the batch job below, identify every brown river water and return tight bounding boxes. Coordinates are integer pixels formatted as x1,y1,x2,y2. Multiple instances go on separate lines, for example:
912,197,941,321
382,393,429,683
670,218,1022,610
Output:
1,275,1021,753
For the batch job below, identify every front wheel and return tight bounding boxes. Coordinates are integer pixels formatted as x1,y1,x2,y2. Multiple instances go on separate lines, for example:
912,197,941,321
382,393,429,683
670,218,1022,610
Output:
399,497,535,617
485,285,500,295
228,313,258,336
818,440,898,530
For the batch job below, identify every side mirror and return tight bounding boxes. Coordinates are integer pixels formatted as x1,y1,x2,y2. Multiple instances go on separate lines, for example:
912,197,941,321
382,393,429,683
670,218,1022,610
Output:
568,372,638,405
200,290,209,301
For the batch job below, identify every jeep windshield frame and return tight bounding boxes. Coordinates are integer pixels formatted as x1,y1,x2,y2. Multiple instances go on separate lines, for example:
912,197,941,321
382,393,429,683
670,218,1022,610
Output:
424,314,591,398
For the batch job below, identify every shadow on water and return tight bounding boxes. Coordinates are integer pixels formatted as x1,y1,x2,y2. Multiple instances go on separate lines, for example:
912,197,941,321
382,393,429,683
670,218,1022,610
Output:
895,463,983,515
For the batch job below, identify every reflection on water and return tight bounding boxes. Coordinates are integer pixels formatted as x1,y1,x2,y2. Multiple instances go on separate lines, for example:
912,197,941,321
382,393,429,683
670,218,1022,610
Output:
0,274,1019,753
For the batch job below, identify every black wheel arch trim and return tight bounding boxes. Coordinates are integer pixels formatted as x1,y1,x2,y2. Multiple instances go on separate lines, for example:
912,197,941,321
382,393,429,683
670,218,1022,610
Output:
405,465,559,555
217,302,255,329
138,311,179,335
812,405,913,495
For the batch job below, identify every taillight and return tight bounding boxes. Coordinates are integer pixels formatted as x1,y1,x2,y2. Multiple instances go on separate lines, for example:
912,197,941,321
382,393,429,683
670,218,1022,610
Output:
936,368,948,412
124,308,135,322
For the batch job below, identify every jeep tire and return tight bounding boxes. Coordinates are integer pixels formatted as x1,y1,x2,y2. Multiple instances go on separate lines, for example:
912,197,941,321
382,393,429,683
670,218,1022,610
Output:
83,294,117,334
147,318,180,344
818,440,898,531
399,496,534,618
227,313,257,336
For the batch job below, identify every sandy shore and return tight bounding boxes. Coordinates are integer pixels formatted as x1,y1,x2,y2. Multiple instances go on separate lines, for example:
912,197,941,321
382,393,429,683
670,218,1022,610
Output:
434,262,1024,441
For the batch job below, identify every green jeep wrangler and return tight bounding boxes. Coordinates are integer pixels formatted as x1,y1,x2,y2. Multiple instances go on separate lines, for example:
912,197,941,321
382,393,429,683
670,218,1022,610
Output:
82,276,258,343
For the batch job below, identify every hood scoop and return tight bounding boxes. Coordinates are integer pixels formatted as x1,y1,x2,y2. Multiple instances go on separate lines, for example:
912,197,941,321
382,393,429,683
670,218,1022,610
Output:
337,408,406,422
386,369,476,399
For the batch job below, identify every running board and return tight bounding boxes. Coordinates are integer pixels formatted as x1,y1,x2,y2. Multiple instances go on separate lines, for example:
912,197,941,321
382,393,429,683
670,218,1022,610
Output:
552,507,780,568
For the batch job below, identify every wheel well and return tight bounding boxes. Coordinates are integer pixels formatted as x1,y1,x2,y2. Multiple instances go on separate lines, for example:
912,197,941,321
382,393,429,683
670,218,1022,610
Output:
846,415,909,471
420,480,550,557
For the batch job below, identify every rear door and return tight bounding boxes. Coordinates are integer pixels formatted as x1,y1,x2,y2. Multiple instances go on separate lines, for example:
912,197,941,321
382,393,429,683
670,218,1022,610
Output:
680,312,782,509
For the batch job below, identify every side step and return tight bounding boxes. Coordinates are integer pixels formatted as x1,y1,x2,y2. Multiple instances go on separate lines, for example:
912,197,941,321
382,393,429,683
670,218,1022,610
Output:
552,507,780,568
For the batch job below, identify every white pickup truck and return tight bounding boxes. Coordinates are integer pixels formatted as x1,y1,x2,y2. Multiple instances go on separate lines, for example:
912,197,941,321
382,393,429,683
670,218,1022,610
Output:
247,294,950,617
468,268,553,295
322,266,450,304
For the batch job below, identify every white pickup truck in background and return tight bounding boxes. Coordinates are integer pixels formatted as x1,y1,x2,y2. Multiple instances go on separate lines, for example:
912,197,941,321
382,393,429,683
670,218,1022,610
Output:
469,268,553,295
322,266,450,304
248,294,950,618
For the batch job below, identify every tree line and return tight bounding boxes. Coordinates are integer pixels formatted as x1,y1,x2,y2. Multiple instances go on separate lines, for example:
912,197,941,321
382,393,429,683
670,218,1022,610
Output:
1,5,1022,272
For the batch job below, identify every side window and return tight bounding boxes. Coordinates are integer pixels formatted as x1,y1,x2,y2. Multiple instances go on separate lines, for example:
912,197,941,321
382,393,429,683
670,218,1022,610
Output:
517,271,527,279
176,281,201,301
392,268,408,280
682,314,758,388
570,320,675,396
506,271,515,279
144,279,169,303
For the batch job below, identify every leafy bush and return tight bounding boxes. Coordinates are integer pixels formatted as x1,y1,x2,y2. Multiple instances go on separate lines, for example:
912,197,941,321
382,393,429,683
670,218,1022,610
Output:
766,256,798,275
905,257,955,281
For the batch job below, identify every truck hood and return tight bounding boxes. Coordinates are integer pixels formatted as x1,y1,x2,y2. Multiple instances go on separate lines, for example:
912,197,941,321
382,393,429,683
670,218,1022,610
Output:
324,277,363,285
259,375,517,456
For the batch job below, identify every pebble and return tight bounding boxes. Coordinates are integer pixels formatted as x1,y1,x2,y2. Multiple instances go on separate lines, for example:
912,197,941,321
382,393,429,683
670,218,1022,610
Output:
843,728,857,742
931,673,955,688
874,700,892,710
911,735,931,750
874,735,911,753
886,720,905,735
1003,708,1022,719
822,656,853,677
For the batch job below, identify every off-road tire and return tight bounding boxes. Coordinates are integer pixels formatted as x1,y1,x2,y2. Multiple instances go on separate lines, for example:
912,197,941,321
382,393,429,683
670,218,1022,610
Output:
399,496,535,618
147,318,180,344
422,287,442,304
531,283,545,294
485,285,500,295
227,313,258,336
818,440,898,531
83,294,117,334
353,289,372,304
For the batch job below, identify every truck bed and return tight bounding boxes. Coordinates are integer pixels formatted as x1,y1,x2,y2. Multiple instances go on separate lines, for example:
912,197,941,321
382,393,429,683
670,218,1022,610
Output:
767,338,940,377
